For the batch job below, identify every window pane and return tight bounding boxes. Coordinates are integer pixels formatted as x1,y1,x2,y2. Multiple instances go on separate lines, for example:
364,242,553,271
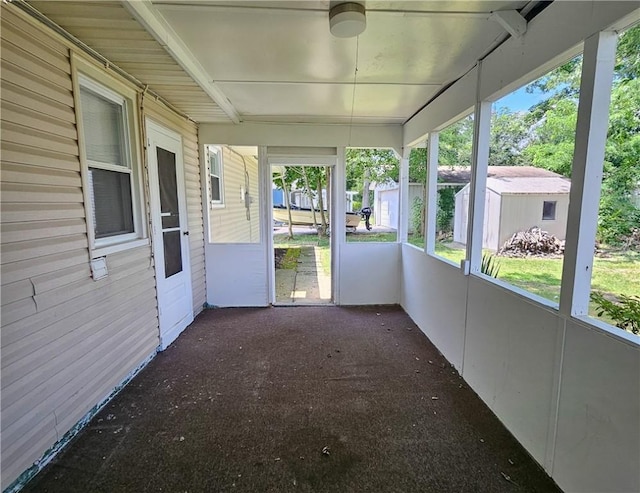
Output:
590,24,640,336
80,88,126,167
542,201,557,220
427,114,474,263
482,55,580,304
345,148,398,243
210,151,220,175
157,147,180,228
90,168,134,238
163,230,183,278
211,176,221,201
406,148,427,248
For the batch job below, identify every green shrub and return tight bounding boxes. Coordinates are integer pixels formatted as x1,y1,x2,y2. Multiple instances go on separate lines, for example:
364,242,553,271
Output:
436,188,456,233
411,196,424,235
591,291,640,335
481,253,501,278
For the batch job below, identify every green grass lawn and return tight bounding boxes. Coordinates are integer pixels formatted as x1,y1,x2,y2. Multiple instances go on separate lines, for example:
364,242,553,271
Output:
273,233,331,275
276,232,639,330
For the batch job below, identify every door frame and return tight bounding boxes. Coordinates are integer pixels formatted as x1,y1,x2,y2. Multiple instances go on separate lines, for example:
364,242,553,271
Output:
265,151,339,305
146,118,193,349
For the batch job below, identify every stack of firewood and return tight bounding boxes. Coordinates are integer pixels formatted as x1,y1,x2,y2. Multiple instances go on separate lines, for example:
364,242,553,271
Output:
498,227,565,257
623,228,640,251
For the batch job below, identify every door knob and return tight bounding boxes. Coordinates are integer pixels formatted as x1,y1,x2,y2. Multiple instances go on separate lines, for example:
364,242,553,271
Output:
183,231,190,236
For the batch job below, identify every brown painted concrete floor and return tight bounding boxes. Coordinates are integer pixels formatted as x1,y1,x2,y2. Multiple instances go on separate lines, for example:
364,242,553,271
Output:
24,306,561,493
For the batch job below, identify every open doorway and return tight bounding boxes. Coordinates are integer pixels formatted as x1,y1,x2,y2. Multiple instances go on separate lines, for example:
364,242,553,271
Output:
271,164,333,304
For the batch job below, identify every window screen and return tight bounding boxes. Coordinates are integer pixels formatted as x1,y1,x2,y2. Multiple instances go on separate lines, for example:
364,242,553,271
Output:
89,168,134,238
80,88,127,168
80,79,137,244
542,201,557,220
209,148,223,204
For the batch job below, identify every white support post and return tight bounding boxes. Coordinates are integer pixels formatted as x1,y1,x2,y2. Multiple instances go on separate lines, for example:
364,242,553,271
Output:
398,147,411,244
425,133,439,254
466,62,492,275
332,147,346,304
258,146,274,304
559,31,617,317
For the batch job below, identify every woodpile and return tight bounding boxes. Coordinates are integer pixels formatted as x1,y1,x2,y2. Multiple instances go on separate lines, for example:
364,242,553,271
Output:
623,228,640,251
498,227,565,257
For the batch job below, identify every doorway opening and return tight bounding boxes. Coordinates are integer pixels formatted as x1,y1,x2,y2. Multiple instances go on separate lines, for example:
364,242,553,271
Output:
272,164,333,305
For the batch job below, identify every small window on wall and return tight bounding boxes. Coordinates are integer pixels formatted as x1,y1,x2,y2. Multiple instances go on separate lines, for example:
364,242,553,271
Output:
542,201,557,220
208,146,224,206
78,75,143,251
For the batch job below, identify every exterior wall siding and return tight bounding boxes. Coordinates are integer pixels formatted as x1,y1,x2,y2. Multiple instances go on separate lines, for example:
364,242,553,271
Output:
0,5,205,489
208,147,260,243
499,193,570,247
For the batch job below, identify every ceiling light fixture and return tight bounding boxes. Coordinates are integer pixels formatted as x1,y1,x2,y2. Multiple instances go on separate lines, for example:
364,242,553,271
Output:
329,2,366,38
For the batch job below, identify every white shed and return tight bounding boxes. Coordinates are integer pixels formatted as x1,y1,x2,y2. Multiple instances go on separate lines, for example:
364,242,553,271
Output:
454,171,571,251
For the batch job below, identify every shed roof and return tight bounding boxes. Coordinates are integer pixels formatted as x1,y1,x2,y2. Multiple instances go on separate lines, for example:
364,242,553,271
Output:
486,176,571,195
438,166,562,184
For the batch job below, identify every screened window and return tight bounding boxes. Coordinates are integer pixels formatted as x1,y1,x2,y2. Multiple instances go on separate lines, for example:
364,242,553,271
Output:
209,146,224,205
542,201,557,220
78,75,142,250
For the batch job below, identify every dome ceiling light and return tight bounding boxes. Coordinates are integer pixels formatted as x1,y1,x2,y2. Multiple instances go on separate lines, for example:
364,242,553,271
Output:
329,2,366,38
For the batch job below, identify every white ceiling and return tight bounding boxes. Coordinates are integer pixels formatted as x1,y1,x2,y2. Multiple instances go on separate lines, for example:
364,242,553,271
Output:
152,0,532,124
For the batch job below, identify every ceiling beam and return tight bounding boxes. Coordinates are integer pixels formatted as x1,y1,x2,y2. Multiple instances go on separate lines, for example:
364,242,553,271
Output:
490,10,528,39
122,0,241,123
154,3,496,19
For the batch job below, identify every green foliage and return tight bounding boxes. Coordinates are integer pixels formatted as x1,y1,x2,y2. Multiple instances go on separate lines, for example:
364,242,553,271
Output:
598,74,640,245
438,115,474,166
598,190,640,245
614,25,640,81
590,292,640,335
481,253,501,278
408,147,427,183
345,148,399,190
411,196,424,235
436,188,456,233
489,108,529,167
523,98,579,177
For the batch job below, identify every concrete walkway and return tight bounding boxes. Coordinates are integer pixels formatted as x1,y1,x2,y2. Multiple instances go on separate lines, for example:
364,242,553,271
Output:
275,246,331,304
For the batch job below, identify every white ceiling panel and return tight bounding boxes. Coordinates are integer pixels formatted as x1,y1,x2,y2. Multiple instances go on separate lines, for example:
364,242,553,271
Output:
154,0,530,122
25,0,536,124
217,81,439,122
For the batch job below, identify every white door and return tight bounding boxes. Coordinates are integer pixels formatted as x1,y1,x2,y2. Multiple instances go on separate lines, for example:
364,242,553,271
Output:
146,120,193,350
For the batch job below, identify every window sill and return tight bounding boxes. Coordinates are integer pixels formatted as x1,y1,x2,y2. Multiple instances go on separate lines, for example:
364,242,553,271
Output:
91,238,150,259
572,314,640,346
210,203,226,209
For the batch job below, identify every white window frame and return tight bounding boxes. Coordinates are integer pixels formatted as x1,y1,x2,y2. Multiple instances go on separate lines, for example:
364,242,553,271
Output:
73,55,147,258
208,145,225,208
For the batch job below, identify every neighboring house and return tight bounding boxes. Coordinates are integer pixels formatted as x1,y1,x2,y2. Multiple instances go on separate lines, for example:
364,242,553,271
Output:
453,168,571,250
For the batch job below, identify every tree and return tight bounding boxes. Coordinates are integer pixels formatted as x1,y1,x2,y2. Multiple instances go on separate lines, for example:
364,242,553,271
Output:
345,148,399,209
489,108,529,167
438,115,474,167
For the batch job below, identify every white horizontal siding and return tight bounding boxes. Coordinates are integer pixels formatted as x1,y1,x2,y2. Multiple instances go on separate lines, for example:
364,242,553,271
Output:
0,6,159,490
209,148,261,243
